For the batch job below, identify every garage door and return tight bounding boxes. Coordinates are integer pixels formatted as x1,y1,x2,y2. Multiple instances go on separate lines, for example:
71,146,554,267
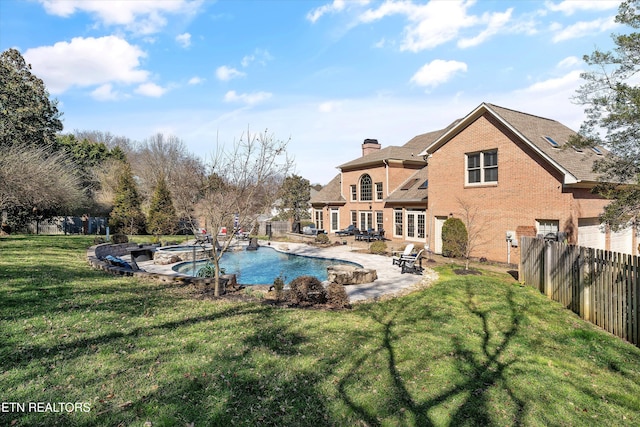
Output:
610,225,634,254
578,218,605,250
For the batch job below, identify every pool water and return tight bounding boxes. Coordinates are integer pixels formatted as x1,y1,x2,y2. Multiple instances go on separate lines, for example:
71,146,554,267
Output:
172,246,361,285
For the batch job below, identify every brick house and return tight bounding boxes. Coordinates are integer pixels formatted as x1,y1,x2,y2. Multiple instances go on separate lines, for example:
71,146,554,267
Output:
311,102,634,263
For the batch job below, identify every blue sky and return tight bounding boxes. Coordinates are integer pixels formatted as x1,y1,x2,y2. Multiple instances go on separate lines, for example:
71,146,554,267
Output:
0,0,623,184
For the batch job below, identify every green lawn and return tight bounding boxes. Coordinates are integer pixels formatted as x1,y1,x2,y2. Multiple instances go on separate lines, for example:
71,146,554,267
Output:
1,235,639,426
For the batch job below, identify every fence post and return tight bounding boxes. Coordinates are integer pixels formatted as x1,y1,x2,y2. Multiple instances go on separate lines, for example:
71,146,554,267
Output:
581,247,591,322
544,240,552,297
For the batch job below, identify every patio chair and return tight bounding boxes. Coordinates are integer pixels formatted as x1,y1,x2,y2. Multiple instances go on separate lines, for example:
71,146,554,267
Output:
336,224,356,236
400,249,424,275
392,244,415,266
195,230,212,244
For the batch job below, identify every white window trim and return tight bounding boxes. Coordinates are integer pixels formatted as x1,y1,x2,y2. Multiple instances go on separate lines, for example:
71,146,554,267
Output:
405,209,427,242
330,208,339,232
465,150,498,186
375,182,383,201
536,219,559,236
393,208,404,238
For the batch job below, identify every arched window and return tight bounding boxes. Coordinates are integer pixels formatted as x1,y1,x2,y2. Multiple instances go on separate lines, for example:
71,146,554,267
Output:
360,174,372,201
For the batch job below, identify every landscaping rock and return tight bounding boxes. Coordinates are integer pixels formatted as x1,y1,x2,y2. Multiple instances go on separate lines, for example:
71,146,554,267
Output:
154,254,181,265
327,265,377,285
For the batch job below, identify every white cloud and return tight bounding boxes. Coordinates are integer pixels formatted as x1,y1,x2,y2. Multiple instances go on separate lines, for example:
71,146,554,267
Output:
38,0,203,35
223,90,272,105
458,8,513,48
359,1,479,52
188,76,204,85
517,70,583,95
135,82,167,97
91,84,120,101
545,0,619,16
216,65,246,81
176,32,191,48
23,36,149,94
552,16,618,42
241,49,274,67
410,59,468,88
557,56,581,69
307,0,347,23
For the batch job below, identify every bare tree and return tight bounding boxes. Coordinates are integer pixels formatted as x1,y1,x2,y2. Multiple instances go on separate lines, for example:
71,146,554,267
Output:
196,128,293,296
130,133,206,230
457,198,492,270
0,144,85,221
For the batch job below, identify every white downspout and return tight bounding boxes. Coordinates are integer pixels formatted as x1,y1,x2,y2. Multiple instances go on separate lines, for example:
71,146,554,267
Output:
383,159,389,196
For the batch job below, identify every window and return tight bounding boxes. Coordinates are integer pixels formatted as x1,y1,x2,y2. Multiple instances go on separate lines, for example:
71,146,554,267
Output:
394,209,403,237
407,212,415,238
466,150,498,184
351,210,357,227
360,211,373,231
376,211,384,231
418,179,428,189
375,182,383,200
314,209,324,230
350,185,357,201
330,208,339,232
592,146,603,155
360,174,372,201
406,210,426,240
537,219,559,236
417,214,425,239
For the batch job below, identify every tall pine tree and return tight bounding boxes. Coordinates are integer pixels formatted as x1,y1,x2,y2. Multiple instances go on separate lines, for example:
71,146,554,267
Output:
147,176,178,236
573,0,640,230
109,162,146,235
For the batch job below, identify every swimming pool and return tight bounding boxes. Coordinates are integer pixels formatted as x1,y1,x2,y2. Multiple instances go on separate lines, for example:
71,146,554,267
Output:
172,246,361,285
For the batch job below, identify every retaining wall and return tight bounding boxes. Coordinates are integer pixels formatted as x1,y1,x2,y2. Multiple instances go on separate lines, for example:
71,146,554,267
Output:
87,243,236,292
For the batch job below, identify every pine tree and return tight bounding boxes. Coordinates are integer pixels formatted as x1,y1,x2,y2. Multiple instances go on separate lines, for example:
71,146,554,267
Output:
573,0,640,230
147,176,178,236
109,162,146,235
0,48,62,149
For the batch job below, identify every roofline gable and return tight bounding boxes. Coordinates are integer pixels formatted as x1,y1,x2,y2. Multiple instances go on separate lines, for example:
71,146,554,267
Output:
417,102,580,185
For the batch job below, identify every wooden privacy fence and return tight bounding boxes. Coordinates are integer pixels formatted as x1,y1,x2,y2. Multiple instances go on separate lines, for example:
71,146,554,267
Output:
520,236,640,348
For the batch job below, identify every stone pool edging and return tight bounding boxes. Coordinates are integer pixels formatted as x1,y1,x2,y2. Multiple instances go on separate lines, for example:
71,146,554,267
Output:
86,243,236,289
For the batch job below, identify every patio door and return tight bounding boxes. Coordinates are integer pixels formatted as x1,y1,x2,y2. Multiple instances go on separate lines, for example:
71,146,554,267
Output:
359,211,373,231
406,210,426,241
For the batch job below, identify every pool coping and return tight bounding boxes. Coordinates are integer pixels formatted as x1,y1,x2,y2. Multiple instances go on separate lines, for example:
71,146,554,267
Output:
87,240,436,302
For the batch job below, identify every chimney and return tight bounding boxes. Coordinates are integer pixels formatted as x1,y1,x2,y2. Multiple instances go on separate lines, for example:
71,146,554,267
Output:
362,138,380,157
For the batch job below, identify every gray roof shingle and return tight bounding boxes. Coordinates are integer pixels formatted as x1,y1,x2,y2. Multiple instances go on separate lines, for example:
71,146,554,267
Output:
420,102,607,184
309,174,345,205
386,167,429,202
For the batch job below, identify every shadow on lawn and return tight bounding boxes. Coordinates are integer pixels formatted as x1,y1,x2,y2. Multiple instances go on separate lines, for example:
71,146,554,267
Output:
2,302,270,370
337,281,526,426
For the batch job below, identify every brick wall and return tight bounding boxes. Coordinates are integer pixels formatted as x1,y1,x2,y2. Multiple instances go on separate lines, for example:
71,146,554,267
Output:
427,113,609,263
339,165,424,236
